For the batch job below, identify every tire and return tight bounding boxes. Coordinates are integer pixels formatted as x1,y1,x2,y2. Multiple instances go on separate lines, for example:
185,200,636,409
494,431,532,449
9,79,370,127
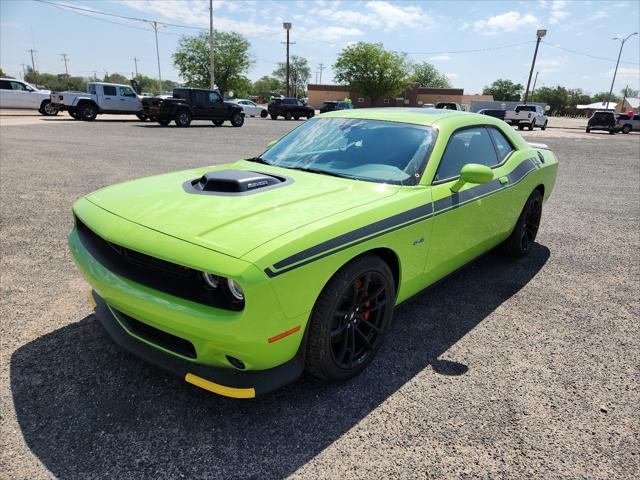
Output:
293,115,300,120
270,114,277,120
68,109,79,120
40,100,59,116
586,127,590,133
608,129,616,135
213,119,224,126
621,125,632,134
260,109,268,118
230,112,244,127
527,123,534,131
136,113,149,121
541,121,547,131
307,112,314,119
157,119,171,126
518,124,524,131
284,112,292,121
175,109,192,127
79,103,98,121
305,254,395,382
504,189,543,258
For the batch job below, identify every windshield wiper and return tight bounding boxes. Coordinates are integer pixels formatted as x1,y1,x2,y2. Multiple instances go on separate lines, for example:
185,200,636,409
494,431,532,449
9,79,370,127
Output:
285,165,354,179
245,156,271,165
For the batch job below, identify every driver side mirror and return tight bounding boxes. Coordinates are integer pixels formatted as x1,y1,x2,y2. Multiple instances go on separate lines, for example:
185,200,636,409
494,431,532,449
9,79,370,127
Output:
266,139,278,150
450,163,493,193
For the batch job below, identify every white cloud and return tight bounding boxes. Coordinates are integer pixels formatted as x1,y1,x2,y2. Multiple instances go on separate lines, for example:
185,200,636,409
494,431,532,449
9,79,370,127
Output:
429,55,451,61
533,57,566,72
592,10,608,19
313,1,432,31
606,67,640,82
445,73,459,80
474,11,539,35
549,0,569,24
300,26,364,43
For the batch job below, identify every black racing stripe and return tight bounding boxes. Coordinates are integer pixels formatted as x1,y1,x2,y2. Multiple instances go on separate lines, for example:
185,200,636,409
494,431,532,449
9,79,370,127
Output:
265,159,539,277
273,202,434,269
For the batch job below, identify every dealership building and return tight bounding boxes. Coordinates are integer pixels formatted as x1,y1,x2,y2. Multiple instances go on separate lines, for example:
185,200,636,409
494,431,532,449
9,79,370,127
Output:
307,83,493,110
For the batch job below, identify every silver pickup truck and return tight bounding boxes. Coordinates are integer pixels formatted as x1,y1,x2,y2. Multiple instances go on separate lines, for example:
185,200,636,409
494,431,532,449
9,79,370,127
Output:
504,104,548,131
50,82,144,121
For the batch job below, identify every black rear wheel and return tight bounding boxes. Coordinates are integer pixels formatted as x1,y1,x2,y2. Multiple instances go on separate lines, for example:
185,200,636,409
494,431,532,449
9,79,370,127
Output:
504,189,543,257
284,112,292,121
260,109,268,118
79,103,98,121
230,112,244,127
40,100,59,116
158,119,171,126
136,113,149,121
213,119,224,126
175,109,192,127
306,255,395,382
270,114,277,120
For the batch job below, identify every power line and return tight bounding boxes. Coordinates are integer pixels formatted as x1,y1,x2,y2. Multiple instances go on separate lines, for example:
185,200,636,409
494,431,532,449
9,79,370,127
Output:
406,40,535,55
542,40,640,66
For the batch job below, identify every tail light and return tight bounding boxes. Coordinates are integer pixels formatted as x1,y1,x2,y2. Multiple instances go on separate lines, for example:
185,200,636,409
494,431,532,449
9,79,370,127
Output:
528,113,532,118
59,95,63,101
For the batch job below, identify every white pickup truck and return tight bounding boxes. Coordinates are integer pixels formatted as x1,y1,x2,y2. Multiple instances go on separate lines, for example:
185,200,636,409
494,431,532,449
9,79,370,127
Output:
504,104,548,131
50,82,145,121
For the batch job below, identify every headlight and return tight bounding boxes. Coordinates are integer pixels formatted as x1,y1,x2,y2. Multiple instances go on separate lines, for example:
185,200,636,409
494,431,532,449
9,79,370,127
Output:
201,272,219,289
225,279,244,302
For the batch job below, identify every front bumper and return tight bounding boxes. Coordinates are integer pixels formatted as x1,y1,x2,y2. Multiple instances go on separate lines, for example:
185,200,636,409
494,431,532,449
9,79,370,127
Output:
91,290,305,398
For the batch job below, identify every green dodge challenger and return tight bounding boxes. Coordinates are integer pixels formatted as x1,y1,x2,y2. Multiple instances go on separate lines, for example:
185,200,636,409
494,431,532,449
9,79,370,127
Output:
69,108,558,398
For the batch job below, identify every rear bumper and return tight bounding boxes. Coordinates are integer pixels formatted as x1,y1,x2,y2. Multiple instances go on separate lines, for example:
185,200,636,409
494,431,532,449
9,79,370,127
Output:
91,290,305,397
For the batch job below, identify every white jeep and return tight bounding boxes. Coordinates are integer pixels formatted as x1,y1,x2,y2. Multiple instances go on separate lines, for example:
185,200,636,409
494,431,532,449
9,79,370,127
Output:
50,82,144,121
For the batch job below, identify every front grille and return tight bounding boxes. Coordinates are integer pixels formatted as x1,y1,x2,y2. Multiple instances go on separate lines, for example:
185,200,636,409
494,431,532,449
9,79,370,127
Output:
113,307,197,358
75,217,243,310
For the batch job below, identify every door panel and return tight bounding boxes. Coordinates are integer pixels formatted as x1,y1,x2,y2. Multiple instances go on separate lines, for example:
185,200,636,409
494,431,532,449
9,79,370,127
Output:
117,86,140,112
101,85,118,111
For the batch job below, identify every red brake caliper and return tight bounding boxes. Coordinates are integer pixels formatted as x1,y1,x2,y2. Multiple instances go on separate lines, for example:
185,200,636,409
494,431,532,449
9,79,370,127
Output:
355,279,370,321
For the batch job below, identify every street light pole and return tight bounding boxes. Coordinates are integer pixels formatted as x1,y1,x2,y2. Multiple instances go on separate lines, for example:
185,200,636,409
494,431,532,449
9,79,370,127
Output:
209,0,215,89
530,71,539,101
606,32,638,110
524,29,546,105
283,22,291,97
149,21,163,93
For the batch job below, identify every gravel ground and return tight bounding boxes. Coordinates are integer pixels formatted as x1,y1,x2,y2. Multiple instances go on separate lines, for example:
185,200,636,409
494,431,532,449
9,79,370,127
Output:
1,113,639,479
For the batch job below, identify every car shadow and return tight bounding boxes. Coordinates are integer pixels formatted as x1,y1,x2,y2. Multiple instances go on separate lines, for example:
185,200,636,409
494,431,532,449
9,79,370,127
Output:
133,124,234,128
11,245,549,479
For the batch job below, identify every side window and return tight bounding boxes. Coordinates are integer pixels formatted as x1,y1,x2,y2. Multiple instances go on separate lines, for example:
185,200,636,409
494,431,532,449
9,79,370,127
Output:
192,90,207,104
208,91,221,103
10,81,26,91
634,115,640,121
103,85,117,96
0,80,11,90
435,127,499,182
487,127,514,163
118,86,136,97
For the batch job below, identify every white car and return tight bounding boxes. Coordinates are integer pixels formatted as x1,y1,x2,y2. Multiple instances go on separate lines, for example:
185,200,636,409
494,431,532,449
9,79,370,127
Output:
50,82,144,121
229,99,267,118
0,78,58,115
504,104,548,131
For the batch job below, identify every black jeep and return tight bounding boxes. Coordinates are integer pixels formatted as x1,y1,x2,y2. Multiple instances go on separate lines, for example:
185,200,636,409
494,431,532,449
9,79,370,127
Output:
142,88,244,127
267,97,315,120
586,111,616,134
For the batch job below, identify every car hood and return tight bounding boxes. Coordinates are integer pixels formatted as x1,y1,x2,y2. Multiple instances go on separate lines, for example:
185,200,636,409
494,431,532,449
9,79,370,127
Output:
85,161,400,258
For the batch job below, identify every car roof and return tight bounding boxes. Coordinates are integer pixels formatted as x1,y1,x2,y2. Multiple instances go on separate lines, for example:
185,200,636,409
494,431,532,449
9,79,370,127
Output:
319,107,475,127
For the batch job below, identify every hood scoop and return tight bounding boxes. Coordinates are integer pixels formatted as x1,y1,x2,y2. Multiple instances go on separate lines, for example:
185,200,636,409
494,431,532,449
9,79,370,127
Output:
184,169,292,196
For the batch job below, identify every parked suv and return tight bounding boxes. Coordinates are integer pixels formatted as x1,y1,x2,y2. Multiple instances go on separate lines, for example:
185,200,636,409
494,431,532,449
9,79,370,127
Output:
142,88,244,127
319,100,353,114
615,113,640,134
586,111,616,134
267,97,315,120
0,78,58,115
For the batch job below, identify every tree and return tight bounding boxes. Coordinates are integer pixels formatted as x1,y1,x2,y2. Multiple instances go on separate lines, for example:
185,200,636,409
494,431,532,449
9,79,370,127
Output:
0,67,11,78
411,62,451,88
173,30,252,97
24,66,85,92
104,73,128,84
620,87,639,98
273,55,311,98
533,86,569,115
252,76,284,100
135,74,178,95
482,79,523,101
333,42,410,105
591,92,620,104
229,76,252,99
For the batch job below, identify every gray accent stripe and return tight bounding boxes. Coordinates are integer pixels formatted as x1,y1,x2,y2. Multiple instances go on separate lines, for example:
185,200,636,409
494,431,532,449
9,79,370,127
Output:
264,158,538,278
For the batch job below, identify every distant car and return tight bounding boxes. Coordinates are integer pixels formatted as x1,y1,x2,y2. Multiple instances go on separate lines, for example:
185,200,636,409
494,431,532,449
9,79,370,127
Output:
267,97,315,120
229,99,268,118
615,113,640,134
586,111,616,134
0,78,58,115
504,105,548,131
142,88,244,127
478,109,507,120
50,82,144,121
319,101,354,114
421,103,435,108
435,102,464,111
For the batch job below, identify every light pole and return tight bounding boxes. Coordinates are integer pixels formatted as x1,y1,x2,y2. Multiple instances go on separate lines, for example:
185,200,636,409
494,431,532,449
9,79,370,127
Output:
606,32,638,110
530,71,539,101
523,29,546,105
148,21,164,93
283,22,291,97
209,0,215,89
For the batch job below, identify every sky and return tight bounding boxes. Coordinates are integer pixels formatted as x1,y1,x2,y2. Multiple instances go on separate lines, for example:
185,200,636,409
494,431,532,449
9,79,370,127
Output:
1,0,639,95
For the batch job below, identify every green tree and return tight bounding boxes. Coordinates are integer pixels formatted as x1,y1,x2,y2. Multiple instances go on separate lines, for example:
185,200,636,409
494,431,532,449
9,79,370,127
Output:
273,55,311,98
104,73,128,84
228,76,252,99
135,74,178,95
620,87,638,98
24,66,85,91
533,86,569,115
0,67,11,78
482,79,523,101
565,88,591,108
252,76,284,99
333,42,410,105
591,92,620,104
173,30,252,97
411,62,451,88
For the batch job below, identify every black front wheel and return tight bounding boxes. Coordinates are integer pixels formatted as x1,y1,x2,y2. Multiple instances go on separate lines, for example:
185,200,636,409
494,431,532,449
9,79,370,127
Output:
284,112,292,121
230,112,244,127
68,110,79,120
157,119,171,126
504,189,543,257
305,255,395,382
270,114,277,120
541,121,547,131
175,109,192,127
136,113,149,121
260,109,268,118
79,104,98,121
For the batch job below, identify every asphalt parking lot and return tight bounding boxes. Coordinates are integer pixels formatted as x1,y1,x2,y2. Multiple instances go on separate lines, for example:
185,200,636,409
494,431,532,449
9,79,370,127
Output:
1,111,639,479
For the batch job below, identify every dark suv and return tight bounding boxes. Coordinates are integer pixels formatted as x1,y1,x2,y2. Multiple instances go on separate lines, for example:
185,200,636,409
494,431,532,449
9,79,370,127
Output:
319,100,354,113
142,88,244,127
267,97,315,120
586,111,616,134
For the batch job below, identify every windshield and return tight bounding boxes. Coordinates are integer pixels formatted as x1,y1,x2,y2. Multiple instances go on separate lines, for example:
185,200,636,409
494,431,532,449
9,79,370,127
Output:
259,118,437,185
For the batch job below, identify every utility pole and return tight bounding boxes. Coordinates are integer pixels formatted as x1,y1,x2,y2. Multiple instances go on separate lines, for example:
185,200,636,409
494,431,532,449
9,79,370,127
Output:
606,32,638,110
133,57,139,78
523,29,546,105
28,49,37,85
20,63,27,80
60,53,69,77
530,71,539,100
318,63,325,84
92,70,97,81
621,85,629,112
283,22,292,97
209,0,215,89
149,21,163,93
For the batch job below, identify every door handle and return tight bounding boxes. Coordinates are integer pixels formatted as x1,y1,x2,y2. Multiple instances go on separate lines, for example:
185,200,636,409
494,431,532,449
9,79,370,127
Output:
120,98,125,101
499,176,509,185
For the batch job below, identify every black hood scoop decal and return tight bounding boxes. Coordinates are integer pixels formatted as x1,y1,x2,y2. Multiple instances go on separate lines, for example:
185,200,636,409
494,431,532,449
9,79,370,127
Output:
183,169,293,196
